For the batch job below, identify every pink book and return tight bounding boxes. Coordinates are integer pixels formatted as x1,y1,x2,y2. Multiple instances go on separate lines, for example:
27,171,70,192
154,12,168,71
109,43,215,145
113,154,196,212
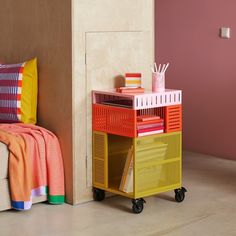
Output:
137,123,164,130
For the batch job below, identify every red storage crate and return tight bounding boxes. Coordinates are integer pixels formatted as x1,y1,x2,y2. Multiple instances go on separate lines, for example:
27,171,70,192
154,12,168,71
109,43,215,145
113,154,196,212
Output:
93,104,136,137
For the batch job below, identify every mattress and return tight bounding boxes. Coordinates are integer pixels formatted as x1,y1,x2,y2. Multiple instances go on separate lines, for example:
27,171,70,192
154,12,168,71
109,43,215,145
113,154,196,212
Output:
0,142,47,211
0,179,11,210
0,142,9,180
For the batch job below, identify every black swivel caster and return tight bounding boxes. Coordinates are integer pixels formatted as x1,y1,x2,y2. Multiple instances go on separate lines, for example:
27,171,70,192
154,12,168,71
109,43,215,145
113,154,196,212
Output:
174,187,187,202
93,188,105,201
132,198,146,214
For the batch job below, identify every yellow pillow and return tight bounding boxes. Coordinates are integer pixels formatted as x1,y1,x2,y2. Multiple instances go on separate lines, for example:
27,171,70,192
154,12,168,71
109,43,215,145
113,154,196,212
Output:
21,58,38,124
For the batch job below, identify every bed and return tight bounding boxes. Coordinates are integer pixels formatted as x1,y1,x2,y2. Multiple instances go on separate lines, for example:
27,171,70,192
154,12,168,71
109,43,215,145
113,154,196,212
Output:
0,59,45,211
0,59,64,211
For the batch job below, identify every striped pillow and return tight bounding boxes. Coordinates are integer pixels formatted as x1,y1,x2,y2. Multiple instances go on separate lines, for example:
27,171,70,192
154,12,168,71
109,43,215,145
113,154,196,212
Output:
0,58,38,124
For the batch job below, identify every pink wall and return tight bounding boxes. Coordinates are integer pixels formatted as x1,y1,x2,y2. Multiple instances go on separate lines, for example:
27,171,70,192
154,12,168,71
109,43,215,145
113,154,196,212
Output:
155,0,236,160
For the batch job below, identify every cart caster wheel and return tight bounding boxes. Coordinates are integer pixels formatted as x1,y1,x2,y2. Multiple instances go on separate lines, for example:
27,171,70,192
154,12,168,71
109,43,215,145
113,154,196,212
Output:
132,198,146,214
174,187,187,202
93,188,105,201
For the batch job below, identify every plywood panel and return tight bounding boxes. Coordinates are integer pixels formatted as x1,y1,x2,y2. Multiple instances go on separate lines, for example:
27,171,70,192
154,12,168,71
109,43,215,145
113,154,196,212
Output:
72,0,154,203
0,0,73,203
77,0,154,32
86,31,152,187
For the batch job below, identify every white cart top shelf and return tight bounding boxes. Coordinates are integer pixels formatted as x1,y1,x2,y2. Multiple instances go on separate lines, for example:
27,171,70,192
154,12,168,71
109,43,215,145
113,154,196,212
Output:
92,89,182,110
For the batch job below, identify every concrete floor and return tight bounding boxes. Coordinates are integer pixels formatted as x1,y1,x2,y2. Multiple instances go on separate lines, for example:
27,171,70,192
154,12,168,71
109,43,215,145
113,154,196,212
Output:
0,151,236,236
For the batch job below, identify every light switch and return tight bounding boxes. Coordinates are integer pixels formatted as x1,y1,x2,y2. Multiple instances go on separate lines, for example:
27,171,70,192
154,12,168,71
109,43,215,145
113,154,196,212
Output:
220,27,230,39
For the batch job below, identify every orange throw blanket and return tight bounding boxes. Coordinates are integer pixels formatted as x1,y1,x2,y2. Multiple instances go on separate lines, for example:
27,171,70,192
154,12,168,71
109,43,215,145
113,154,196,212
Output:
0,123,65,210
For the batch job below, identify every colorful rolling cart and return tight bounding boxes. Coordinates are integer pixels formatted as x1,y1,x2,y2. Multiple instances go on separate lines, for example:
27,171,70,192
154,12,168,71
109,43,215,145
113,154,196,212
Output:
92,89,187,213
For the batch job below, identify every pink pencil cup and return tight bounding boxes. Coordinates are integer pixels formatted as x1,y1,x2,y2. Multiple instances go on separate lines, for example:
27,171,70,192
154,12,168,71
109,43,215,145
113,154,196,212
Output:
152,72,165,92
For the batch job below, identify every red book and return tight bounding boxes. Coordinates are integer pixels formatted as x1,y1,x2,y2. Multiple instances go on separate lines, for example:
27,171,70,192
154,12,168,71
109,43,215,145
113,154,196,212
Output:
137,115,160,122
125,73,142,78
138,126,164,133
117,87,144,94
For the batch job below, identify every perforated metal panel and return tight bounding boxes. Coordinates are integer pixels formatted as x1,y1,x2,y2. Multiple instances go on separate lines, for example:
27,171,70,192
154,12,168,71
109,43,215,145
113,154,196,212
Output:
94,159,105,185
93,104,136,137
136,161,181,194
92,90,182,109
93,132,108,188
93,132,106,160
165,105,182,133
134,132,182,197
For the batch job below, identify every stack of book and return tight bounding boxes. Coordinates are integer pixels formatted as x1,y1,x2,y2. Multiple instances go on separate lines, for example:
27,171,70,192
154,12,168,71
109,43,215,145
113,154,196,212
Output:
116,87,144,94
125,73,142,87
137,115,164,137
